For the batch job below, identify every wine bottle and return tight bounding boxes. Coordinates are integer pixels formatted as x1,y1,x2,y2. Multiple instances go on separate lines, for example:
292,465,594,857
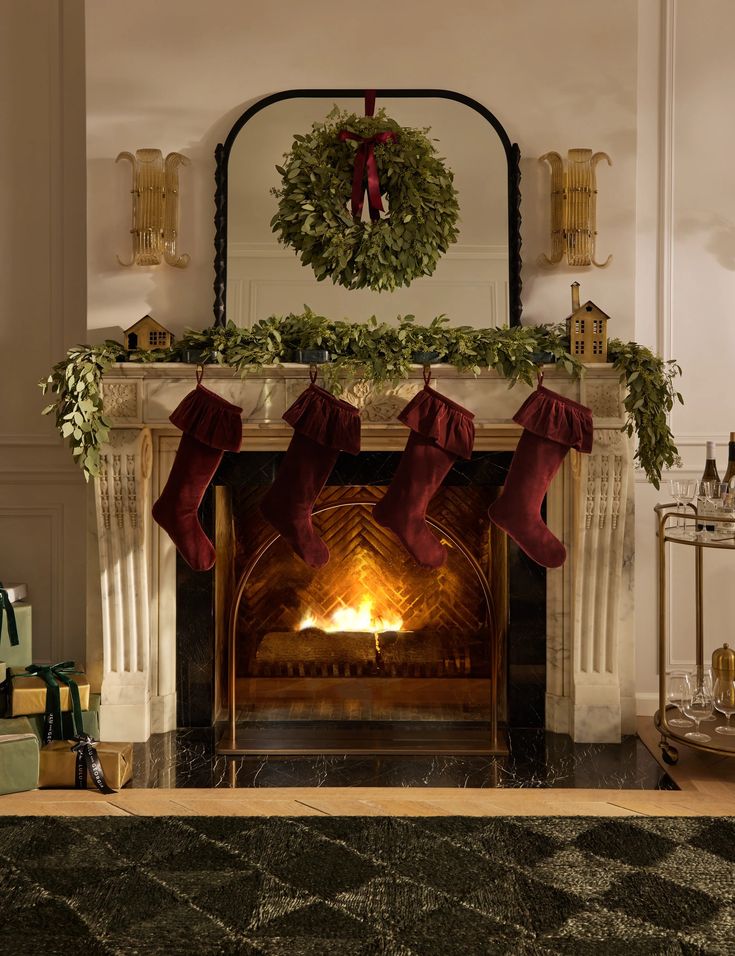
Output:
723,432,735,487
702,441,720,482
700,441,720,532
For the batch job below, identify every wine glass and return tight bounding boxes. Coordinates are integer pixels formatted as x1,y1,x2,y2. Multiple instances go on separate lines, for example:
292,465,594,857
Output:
669,479,685,529
680,479,699,538
666,672,693,727
713,677,735,736
697,667,717,720
682,672,714,742
696,480,719,541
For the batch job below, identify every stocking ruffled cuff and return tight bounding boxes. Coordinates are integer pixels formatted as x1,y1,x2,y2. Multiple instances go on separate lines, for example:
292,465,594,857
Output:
513,385,593,453
283,383,361,455
399,385,475,459
169,384,243,452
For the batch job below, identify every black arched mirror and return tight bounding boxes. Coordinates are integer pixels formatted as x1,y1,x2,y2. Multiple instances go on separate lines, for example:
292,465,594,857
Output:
213,89,522,327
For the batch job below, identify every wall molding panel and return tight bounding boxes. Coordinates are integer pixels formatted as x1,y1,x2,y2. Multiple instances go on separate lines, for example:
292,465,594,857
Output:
0,1,87,669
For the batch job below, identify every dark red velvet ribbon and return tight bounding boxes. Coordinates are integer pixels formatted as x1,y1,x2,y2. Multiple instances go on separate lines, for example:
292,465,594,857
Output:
339,90,397,222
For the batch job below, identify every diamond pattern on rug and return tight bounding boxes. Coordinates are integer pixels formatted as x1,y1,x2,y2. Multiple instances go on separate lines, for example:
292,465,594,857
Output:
1,816,735,956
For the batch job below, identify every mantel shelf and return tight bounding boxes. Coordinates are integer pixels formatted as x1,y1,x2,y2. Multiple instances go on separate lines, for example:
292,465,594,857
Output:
100,362,626,431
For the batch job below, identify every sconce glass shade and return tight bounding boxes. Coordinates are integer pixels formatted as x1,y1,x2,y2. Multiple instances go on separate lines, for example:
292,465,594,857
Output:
116,148,190,268
538,148,611,268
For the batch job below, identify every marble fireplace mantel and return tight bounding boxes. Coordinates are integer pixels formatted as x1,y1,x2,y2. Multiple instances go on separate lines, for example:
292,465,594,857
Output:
89,363,635,744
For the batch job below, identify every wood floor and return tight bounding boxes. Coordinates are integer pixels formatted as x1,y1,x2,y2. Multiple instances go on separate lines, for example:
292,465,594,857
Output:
1,720,732,817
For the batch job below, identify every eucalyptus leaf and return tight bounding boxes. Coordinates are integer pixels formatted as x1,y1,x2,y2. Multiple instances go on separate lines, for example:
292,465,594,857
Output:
41,317,682,488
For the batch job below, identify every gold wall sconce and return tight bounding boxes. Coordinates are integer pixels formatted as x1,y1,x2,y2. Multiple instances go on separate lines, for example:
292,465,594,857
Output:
116,148,190,268
538,148,611,268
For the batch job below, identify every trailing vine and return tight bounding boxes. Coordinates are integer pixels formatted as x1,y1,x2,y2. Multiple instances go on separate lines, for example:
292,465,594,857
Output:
607,338,683,488
40,311,682,488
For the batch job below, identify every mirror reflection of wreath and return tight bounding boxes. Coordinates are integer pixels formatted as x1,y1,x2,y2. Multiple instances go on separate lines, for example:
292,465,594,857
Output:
270,98,460,292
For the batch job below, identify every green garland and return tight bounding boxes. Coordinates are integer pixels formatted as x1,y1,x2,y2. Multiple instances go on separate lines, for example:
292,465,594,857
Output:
40,311,682,487
270,108,460,291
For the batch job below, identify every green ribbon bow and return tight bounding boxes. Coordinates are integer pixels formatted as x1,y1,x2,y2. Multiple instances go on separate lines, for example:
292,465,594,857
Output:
17,661,84,744
0,582,19,649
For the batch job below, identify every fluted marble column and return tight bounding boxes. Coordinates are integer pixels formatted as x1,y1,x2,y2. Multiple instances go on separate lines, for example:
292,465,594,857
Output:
94,426,153,741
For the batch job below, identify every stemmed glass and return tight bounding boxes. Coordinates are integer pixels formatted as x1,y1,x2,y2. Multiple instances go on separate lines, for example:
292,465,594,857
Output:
697,667,717,721
679,479,699,538
666,672,693,727
669,479,685,529
696,480,720,541
682,672,714,742
713,677,735,736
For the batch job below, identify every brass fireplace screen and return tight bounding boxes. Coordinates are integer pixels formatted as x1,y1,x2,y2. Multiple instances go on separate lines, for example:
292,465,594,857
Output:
214,483,508,752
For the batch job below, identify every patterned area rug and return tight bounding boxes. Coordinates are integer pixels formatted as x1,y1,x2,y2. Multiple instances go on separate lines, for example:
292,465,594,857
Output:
1,816,734,955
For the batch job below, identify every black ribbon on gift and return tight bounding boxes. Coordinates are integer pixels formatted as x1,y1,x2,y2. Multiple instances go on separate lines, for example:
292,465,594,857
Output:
71,734,115,794
0,582,19,649
16,661,84,744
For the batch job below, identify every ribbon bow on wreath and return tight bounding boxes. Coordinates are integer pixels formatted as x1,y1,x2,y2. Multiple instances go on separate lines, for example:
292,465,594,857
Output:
71,734,115,794
339,90,397,221
18,661,84,744
0,582,19,650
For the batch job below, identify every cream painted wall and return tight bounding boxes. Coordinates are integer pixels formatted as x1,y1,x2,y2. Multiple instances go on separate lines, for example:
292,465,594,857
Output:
0,0,87,664
85,0,638,337
634,0,735,714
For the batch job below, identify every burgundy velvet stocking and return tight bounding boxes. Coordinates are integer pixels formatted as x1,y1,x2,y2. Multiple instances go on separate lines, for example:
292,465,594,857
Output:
152,383,242,571
488,382,593,568
260,383,361,568
373,384,475,568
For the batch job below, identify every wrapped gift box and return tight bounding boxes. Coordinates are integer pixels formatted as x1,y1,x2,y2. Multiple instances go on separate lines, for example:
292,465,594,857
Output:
27,709,99,742
8,667,90,718
39,740,133,790
0,602,32,670
1,584,27,603
0,719,40,795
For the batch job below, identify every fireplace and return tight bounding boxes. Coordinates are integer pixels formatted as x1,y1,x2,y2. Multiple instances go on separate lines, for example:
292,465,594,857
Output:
93,364,635,745
174,450,546,755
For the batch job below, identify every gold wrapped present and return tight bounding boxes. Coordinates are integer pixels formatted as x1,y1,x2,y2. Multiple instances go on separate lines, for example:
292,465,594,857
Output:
39,740,133,790
9,666,90,718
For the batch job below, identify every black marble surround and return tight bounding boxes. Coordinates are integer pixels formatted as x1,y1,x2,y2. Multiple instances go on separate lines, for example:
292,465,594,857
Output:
176,451,546,730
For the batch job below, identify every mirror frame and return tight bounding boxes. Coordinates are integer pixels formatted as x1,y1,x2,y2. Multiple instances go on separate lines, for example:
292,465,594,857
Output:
213,89,522,327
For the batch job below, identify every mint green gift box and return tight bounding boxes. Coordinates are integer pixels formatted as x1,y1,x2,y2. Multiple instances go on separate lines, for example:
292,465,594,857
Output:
0,600,33,670
0,717,39,795
1,692,100,742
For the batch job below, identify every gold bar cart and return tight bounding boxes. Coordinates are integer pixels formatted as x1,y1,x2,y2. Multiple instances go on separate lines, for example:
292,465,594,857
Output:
655,502,735,765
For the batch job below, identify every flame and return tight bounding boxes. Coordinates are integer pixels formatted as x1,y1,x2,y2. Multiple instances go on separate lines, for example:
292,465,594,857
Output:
299,597,403,633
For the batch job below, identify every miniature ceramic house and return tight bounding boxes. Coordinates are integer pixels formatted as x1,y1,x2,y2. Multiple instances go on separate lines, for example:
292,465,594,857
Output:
566,282,609,362
124,315,175,352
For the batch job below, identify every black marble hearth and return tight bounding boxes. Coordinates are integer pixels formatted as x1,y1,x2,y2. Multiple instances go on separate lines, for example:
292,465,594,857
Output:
131,728,675,790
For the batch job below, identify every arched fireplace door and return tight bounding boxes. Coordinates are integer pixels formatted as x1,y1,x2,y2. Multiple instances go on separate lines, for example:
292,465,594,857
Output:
219,499,506,756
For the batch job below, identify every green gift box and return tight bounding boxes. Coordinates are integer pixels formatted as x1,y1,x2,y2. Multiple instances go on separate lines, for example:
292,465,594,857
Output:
0,599,33,670
0,718,39,795
26,709,99,743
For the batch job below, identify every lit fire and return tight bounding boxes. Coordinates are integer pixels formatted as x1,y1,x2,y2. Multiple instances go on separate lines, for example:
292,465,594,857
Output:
299,597,403,633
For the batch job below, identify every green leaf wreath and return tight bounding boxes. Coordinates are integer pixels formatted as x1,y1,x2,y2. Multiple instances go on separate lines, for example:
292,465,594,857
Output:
270,108,460,291
40,311,682,488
